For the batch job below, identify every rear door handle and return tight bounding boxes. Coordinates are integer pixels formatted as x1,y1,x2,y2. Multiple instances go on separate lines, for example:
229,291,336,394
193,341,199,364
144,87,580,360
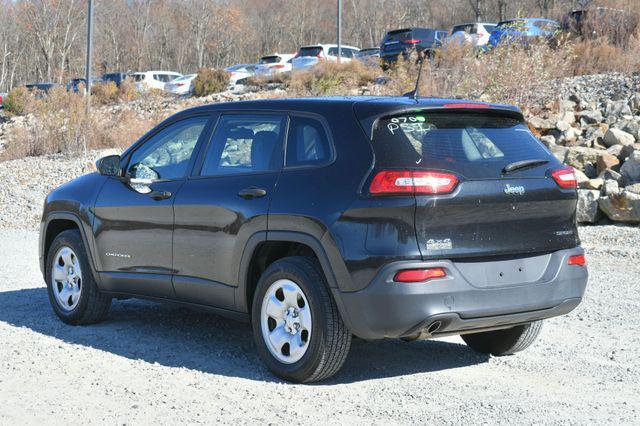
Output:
238,187,267,199
150,190,172,201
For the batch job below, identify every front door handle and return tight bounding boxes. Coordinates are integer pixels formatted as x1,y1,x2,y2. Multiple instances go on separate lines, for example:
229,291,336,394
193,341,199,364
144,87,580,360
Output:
238,187,267,199
149,190,172,201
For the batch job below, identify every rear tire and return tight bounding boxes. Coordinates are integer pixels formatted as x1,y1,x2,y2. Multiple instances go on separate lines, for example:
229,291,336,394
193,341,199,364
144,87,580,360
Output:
462,321,542,356
45,230,111,325
251,256,351,383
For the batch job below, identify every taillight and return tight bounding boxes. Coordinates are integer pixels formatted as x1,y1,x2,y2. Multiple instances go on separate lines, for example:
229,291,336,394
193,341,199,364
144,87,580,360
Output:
370,171,459,195
176,82,185,87
404,39,421,45
551,166,577,189
394,267,446,283
272,64,286,69
568,254,586,266
316,53,325,61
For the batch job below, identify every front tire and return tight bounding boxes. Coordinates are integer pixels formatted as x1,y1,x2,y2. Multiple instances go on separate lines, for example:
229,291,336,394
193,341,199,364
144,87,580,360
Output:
462,321,543,356
45,229,111,325
251,256,351,383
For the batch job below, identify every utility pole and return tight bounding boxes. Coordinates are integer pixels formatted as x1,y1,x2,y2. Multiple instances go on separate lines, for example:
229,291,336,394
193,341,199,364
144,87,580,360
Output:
337,0,342,63
85,0,94,112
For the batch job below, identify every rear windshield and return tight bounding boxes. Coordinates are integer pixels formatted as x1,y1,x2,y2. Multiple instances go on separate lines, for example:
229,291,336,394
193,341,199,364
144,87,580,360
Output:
260,56,281,64
371,111,551,179
298,47,323,57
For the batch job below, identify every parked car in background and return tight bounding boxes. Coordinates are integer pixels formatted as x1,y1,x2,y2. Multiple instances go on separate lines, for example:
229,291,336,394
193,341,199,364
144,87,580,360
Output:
488,18,561,48
355,47,381,66
379,28,448,66
25,83,64,96
254,54,295,77
226,63,257,86
0,92,7,108
102,72,130,87
67,77,103,93
291,44,360,71
450,22,497,47
164,73,197,95
132,71,182,91
561,7,638,46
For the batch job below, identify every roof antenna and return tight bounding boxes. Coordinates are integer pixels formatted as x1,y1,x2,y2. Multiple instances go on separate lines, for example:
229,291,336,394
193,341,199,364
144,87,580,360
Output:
404,51,425,101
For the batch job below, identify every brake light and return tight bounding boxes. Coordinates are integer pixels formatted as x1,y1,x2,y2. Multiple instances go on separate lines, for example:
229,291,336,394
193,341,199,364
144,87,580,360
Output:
443,103,491,109
404,39,421,45
370,171,459,195
551,166,577,189
176,82,185,87
568,254,586,266
394,267,446,283
272,64,285,69
317,53,325,61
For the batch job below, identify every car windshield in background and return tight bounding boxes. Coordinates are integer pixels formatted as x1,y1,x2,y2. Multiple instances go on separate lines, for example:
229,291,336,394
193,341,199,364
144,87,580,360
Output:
371,111,550,179
260,56,281,64
298,47,323,57
132,74,144,81
357,48,379,57
385,29,413,42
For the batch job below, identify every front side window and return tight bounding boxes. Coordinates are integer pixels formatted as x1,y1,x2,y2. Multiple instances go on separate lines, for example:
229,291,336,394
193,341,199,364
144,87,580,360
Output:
200,114,285,176
285,116,332,168
127,116,208,180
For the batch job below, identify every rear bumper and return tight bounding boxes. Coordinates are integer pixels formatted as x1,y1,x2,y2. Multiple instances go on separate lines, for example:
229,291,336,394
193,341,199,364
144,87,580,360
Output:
333,247,588,340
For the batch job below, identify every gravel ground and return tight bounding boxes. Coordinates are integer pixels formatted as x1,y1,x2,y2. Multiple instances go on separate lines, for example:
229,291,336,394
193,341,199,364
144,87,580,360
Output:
0,225,638,424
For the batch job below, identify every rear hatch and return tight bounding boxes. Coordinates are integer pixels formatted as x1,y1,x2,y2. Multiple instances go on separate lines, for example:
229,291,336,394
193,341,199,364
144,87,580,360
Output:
364,107,579,260
293,46,324,70
380,29,416,57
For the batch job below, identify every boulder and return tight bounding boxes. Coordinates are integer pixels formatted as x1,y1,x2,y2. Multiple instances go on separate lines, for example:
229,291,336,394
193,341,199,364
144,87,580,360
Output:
596,153,620,175
631,93,640,112
604,99,632,120
550,145,568,162
574,168,590,187
621,143,640,160
603,179,620,195
620,151,640,183
613,120,640,141
605,144,624,159
578,110,603,125
560,111,576,125
539,135,556,148
528,116,556,131
564,146,601,170
576,190,601,223
598,191,640,223
585,178,603,190
558,99,576,113
626,183,640,195
556,120,571,132
603,128,635,147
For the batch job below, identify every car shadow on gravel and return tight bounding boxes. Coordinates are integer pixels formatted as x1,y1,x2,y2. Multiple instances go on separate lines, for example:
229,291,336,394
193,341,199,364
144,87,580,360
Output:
0,287,489,384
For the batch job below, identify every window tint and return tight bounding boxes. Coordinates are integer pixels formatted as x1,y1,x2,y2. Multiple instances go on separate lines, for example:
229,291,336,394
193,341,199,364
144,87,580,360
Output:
260,56,281,64
298,46,323,56
200,114,285,176
286,116,332,167
127,116,208,180
370,112,551,179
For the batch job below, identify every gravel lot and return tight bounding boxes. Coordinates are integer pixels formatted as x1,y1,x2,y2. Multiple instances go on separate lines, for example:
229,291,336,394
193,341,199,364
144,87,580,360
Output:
0,225,638,424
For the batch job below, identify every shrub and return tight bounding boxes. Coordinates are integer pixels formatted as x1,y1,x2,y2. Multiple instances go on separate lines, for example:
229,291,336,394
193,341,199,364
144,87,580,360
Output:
117,78,139,102
287,61,378,96
91,81,119,105
3,86,31,116
192,68,229,97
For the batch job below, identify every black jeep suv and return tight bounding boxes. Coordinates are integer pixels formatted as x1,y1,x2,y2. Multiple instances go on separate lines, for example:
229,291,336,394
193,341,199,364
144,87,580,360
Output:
380,28,449,66
40,97,588,382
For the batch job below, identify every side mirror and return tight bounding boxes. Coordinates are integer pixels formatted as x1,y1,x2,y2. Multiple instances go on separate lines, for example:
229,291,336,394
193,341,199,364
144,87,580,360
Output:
96,155,121,177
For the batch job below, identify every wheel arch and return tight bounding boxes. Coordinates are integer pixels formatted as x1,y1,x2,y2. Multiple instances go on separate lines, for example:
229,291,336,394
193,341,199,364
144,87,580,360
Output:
41,212,98,282
236,231,341,314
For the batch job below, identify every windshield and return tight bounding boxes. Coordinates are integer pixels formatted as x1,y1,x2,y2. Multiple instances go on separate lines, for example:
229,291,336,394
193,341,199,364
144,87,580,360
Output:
371,111,552,179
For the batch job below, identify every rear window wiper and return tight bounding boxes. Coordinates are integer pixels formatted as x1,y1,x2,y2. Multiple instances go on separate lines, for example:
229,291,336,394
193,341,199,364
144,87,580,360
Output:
502,159,549,174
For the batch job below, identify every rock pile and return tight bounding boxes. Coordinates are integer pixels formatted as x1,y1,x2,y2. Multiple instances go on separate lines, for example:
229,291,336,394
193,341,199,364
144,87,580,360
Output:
527,74,640,224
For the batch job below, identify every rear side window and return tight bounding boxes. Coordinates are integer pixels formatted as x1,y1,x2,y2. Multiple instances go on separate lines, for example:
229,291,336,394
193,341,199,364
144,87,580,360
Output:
371,111,551,179
298,47,323,57
385,30,413,42
260,56,281,64
286,116,332,168
200,114,285,176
